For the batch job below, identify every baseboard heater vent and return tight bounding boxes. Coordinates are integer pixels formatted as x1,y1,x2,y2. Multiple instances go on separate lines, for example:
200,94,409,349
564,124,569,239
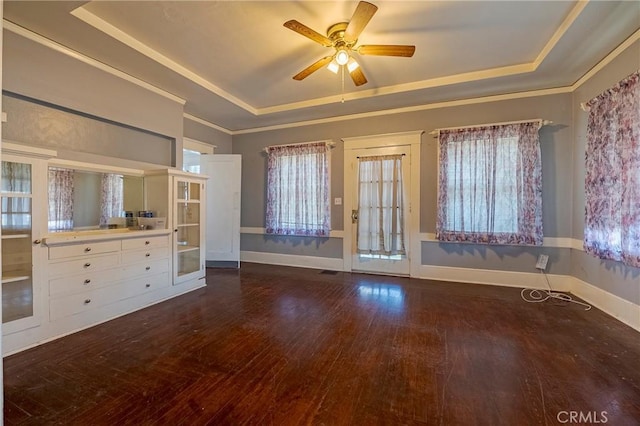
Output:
320,270,339,275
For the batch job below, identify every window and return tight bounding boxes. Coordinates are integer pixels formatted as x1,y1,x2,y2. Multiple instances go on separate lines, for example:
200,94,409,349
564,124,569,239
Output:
99,173,124,227
183,149,202,173
1,161,32,231
436,122,543,245
182,138,215,174
48,168,75,231
357,155,405,256
584,70,640,266
265,142,330,236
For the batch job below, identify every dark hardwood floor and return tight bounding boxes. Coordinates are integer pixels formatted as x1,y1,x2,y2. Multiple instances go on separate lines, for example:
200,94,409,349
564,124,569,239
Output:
4,263,640,425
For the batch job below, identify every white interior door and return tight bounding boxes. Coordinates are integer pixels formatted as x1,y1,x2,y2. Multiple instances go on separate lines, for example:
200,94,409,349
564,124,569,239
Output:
201,154,241,266
348,146,411,275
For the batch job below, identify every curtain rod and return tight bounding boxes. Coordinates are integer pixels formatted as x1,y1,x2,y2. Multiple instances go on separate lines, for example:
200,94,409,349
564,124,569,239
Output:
429,119,553,136
263,140,335,153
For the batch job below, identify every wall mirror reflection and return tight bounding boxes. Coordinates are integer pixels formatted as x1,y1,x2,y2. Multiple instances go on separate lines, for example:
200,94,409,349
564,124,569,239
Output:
47,167,144,232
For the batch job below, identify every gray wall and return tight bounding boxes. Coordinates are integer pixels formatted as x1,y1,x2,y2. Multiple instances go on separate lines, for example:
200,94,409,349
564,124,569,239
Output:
2,13,637,307
3,29,183,166
3,93,174,166
183,118,232,154
3,30,183,142
233,93,574,268
570,39,640,305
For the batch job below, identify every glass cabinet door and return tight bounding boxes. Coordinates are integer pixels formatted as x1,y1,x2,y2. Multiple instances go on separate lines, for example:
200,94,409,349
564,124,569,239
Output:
1,160,36,327
175,179,203,282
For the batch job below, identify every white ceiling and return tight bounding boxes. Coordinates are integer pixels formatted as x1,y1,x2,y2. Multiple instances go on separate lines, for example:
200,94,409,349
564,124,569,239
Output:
4,1,640,133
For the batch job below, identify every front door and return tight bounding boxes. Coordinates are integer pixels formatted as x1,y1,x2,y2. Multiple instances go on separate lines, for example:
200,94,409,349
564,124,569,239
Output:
347,145,411,276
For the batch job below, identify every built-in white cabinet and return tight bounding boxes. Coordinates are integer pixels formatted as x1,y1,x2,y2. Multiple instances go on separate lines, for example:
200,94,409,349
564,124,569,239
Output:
144,169,207,286
201,154,241,267
46,232,171,322
1,143,208,355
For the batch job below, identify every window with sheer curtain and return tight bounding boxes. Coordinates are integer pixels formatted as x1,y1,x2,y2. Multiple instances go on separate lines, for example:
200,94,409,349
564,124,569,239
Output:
584,70,640,266
100,173,124,227
48,168,75,231
1,162,32,231
265,142,330,236
357,154,405,256
436,122,543,245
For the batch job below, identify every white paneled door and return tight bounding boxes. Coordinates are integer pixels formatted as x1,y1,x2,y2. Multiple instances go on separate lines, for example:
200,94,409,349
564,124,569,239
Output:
201,154,241,267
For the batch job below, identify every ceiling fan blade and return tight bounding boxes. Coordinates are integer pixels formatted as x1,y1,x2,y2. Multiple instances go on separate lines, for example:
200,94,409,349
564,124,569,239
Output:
284,20,333,47
358,45,416,57
293,56,334,81
344,1,378,43
349,67,368,87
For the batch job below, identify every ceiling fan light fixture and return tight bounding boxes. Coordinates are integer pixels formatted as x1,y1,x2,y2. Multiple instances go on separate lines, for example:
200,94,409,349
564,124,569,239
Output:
327,60,340,74
335,48,350,65
347,58,359,72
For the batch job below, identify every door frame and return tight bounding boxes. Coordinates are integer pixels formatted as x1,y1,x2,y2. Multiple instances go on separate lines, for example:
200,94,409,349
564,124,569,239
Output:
342,130,423,277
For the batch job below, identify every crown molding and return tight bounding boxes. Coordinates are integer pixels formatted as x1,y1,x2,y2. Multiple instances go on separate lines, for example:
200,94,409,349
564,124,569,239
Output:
70,7,256,115
7,3,637,136
183,113,233,135
2,20,186,105
233,86,572,135
571,27,640,91
70,1,587,117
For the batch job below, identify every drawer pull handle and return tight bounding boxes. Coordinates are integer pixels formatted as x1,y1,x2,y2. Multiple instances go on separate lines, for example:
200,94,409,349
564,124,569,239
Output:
145,241,150,245
84,279,91,284
84,263,91,268
145,283,151,288
145,253,151,257
145,266,151,270
84,247,92,252
84,299,91,304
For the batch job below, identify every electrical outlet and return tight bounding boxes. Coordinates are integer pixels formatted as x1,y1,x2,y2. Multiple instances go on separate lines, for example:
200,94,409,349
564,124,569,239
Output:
536,254,549,271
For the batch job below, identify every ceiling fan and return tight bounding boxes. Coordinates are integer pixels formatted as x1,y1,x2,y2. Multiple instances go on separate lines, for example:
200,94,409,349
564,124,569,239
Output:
284,1,415,87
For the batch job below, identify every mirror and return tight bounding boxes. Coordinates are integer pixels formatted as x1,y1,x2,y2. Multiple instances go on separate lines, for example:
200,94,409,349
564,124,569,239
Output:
48,167,144,232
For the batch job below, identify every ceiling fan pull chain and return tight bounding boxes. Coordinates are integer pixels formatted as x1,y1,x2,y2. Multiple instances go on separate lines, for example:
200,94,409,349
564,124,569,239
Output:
341,66,345,103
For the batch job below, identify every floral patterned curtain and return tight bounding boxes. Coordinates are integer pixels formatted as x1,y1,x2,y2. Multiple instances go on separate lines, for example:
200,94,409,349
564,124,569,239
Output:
100,173,124,226
357,155,405,255
584,70,640,266
48,168,74,231
265,142,330,236
436,122,543,245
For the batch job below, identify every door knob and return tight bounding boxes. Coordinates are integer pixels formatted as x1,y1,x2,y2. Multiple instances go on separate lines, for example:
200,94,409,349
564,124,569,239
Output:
351,209,359,223
33,239,42,245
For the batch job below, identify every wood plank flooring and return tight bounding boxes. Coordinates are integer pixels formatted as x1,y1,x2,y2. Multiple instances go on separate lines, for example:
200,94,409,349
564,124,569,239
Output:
4,263,640,425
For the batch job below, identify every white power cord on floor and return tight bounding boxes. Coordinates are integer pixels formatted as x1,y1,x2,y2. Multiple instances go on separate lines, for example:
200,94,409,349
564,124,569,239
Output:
521,269,592,310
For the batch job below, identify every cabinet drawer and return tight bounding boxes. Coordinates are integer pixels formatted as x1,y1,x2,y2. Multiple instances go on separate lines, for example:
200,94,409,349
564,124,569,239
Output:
49,240,120,260
49,272,170,321
49,269,122,297
122,235,169,251
120,272,171,299
121,247,169,265
48,254,120,278
121,258,169,279
49,282,124,321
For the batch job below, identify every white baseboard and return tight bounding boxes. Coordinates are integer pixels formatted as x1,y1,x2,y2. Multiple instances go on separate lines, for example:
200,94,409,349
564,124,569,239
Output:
239,251,639,333
416,264,573,292
416,265,638,332
570,277,640,332
240,251,344,271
